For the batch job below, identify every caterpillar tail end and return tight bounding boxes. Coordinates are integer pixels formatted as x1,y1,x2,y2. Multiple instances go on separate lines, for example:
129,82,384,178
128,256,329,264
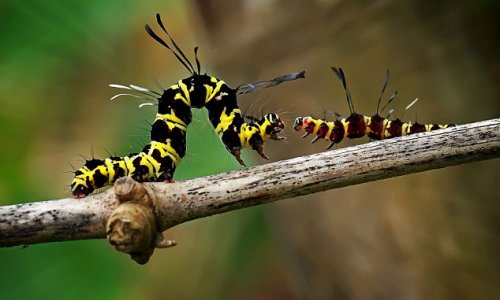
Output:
71,182,93,199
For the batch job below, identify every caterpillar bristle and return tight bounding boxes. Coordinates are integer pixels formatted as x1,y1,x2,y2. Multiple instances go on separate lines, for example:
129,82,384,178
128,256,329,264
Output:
110,93,141,101
109,84,132,90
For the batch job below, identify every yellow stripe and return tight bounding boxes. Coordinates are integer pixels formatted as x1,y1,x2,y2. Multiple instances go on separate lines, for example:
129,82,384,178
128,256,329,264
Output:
115,159,128,176
215,108,241,133
174,92,190,106
402,123,410,135
124,155,136,175
239,123,249,146
89,165,109,186
150,140,182,166
73,177,86,186
239,124,259,148
137,153,158,179
104,159,116,183
155,113,188,131
325,121,335,139
364,116,371,135
384,120,392,137
341,118,349,134
312,119,320,134
143,154,161,175
178,80,191,105
382,119,390,138
259,118,271,138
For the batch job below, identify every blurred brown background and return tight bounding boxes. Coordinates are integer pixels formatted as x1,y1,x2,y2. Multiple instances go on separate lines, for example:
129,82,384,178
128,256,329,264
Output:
0,0,499,299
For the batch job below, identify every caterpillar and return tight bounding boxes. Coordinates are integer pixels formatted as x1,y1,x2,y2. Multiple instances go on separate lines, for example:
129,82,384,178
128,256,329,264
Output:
293,67,454,149
71,13,305,198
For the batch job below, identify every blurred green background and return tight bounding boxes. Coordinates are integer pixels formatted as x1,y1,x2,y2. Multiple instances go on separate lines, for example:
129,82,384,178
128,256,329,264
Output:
1,0,499,299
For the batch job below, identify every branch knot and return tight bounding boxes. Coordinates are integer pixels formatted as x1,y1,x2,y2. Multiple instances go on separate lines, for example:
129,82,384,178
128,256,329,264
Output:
106,177,176,264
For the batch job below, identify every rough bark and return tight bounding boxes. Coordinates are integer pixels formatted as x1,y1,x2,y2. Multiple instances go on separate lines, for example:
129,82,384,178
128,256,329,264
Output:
1,118,498,249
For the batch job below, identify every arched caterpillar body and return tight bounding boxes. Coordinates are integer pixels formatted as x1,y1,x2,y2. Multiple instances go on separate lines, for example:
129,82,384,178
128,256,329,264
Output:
71,13,304,197
293,67,454,149
156,73,293,166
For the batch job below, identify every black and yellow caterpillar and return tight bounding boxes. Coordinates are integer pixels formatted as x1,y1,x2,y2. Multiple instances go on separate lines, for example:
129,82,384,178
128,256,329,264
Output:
294,67,454,149
71,14,305,197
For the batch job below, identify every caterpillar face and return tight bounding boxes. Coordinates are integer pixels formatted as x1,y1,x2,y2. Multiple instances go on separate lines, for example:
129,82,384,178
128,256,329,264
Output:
293,117,305,131
294,116,317,134
262,113,285,139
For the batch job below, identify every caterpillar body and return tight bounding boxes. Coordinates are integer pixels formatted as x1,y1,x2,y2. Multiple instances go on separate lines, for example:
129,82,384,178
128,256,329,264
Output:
293,67,454,149
71,14,304,198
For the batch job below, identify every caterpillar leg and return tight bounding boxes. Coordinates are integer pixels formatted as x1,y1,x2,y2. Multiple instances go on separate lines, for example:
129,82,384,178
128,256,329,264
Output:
255,143,269,160
231,147,246,167
157,158,177,182
247,132,270,161
159,171,174,183
327,141,336,150
311,136,321,144
232,143,269,165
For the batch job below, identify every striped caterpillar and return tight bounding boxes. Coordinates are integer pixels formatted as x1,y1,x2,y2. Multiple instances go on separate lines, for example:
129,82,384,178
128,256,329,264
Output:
71,14,304,197
293,67,454,149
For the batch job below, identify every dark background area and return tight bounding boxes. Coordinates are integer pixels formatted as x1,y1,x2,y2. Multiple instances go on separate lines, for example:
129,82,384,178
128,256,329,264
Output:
0,0,499,299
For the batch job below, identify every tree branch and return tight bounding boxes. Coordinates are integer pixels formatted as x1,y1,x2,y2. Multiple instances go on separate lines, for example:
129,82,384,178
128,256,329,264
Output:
1,118,499,249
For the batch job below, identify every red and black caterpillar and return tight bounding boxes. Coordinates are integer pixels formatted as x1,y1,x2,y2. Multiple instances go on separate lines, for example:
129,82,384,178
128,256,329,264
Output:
294,67,454,149
71,14,304,197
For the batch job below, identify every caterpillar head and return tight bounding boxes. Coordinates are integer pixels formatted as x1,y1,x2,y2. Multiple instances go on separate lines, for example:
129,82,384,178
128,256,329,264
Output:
263,113,285,139
294,116,310,131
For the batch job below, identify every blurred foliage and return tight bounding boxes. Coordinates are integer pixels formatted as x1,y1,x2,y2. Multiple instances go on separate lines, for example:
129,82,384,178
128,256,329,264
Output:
1,0,499,299
0,1,283,300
